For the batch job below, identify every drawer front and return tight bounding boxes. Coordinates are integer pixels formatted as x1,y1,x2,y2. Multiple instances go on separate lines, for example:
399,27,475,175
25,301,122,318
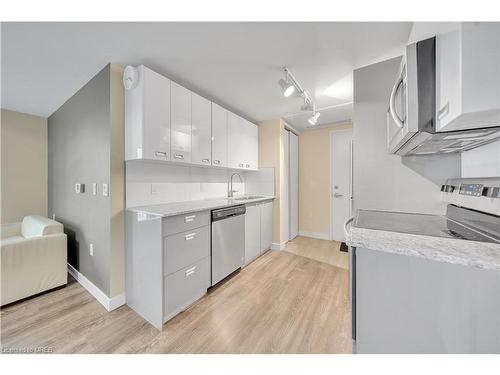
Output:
163,256,210,322
162,210,210,236
163,225,210,275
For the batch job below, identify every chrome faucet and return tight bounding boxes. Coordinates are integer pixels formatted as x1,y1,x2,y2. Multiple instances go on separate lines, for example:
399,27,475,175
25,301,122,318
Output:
228,173,243,198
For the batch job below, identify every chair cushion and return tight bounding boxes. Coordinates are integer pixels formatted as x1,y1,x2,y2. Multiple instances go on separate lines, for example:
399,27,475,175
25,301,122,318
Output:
21,216,64,238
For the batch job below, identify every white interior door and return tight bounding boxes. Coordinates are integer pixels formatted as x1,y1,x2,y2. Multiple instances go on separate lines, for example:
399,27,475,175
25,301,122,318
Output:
330,129,353,242
282,130,290,243
289,132,299,240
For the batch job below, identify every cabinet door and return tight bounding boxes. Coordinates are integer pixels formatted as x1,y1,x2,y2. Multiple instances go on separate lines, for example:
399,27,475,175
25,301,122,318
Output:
260,202,273,253
211,103,228,167
244,204,261,266
246,121,258,170
435,30,461,131
228,112,245,169
125,65,171,161
191,92,212,166
171,81,192,163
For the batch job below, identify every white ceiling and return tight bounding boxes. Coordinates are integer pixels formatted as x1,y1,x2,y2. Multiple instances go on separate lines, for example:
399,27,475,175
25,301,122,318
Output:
1,22,412,130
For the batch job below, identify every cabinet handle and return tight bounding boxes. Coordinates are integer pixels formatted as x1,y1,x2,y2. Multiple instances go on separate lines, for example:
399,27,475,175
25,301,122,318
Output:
202,158,210,163
437,102,450,121
185,233,196,241
174,153,184,159
245,164,250,168
155,151,167,158
185,266,197,277
184,215,196,223
213,160,220,165
238,163,244,167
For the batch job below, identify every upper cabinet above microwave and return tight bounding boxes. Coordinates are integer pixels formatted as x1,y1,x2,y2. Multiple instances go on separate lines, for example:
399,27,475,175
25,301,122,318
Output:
436,23,500,132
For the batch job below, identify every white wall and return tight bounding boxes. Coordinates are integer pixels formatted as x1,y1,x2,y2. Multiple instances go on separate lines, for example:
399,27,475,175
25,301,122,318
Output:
126,162,274,208
1,109,48,223
461,140,500,178
353,57,462,216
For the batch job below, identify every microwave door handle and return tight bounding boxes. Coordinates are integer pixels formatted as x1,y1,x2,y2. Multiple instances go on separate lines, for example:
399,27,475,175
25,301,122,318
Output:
389,75,405,129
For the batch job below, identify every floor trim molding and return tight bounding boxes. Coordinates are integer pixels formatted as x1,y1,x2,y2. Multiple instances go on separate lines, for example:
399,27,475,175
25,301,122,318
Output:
67,264,125,312
298,231,330,241
271,241,287,251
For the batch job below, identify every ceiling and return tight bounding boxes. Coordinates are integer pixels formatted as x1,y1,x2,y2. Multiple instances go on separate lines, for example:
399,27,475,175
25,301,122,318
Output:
1,22,412,130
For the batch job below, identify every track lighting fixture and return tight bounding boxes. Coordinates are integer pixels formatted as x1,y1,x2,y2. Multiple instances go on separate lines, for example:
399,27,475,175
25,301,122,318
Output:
279,67,320,125
278,78,295,97
308,109,321,126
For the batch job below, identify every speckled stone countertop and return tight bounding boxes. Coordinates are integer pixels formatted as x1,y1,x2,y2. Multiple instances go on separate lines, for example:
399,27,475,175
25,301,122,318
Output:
345,210,500,271
127,196,274,218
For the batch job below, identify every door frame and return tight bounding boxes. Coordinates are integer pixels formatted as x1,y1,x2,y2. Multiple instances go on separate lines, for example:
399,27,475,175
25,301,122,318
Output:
329,128,353,241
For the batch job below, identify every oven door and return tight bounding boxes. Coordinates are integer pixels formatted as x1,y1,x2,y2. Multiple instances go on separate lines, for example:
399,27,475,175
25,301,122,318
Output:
387,59,410,153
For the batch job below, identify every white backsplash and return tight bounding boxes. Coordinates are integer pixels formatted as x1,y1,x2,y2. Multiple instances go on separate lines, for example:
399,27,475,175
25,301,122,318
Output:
126,161,274,208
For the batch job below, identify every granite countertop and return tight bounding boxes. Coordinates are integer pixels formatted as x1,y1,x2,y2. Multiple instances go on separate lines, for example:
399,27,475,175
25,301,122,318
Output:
127,196,275,217
345,210,500,271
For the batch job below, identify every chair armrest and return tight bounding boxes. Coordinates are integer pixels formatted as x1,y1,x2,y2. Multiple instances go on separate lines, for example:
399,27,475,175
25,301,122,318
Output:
1,222,22,239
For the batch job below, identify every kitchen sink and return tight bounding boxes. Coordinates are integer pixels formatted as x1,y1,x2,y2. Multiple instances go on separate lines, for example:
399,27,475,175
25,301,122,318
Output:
234,195,265,201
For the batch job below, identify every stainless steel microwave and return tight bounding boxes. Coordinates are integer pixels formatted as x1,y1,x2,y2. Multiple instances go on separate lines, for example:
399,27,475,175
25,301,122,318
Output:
387,36,500,156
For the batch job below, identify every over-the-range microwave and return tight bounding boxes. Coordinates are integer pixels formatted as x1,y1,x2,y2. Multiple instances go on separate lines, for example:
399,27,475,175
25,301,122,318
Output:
387,36,500,156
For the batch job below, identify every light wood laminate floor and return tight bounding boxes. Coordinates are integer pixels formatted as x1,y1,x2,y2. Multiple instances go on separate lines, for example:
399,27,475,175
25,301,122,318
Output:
1,250,351,354
284,236,349,270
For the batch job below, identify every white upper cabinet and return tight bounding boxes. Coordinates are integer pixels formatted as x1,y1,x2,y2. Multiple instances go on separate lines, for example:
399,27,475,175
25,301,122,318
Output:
211,103,228,167
228,113,259,170
125,65,171,161
436,23,500,132
191,92,212,166
171,81,192,163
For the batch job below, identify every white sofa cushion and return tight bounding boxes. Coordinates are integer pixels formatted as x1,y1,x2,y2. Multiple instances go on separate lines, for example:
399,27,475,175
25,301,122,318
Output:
21,215,64,238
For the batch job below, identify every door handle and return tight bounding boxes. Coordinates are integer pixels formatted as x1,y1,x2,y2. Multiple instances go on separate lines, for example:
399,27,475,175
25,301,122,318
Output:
334,193,344,198
202,158,210,163
184,215,196,223
174,153,184,159
213,160,220,165
155,151,167,158
185,233,196,241
389,73,405,129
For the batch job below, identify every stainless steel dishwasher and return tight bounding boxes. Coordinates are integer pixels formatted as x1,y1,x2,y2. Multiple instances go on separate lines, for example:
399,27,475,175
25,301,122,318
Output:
211,205,245,286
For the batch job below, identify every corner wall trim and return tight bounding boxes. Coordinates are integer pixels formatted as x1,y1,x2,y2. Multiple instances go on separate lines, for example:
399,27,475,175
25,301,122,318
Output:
67,263,125,312
298,231,330,241
271,241,287,251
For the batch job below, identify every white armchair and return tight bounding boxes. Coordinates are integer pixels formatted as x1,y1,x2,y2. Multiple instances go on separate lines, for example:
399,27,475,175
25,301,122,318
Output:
1,215,67,306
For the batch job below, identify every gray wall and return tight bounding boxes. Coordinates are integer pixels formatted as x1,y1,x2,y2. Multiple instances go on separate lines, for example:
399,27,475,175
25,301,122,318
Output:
353,57,461,215
48,65,112,295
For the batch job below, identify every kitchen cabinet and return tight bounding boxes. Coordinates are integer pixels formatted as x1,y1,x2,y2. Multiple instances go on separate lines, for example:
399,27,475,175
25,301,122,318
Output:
244,204,261,265
435,23,500,132
244,200,273,266
125,65,171,161
171,81,192,163
191,92,212,166
211,103,228,167
125,210,210,330
228,113,259,170
353,247,500,353
259,201,273,252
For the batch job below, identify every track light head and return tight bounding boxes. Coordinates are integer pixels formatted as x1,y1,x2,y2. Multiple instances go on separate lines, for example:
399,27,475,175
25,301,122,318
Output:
308,111,321,126
278,78,295,97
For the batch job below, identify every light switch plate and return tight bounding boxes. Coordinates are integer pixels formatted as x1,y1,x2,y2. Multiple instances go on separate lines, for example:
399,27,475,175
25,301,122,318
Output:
92,183,97,195
89,243,94,257
102,183,109,197
75,183,81,193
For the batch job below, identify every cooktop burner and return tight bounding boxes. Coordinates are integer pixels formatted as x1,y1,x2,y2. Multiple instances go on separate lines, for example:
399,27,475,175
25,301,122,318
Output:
354,209,499,244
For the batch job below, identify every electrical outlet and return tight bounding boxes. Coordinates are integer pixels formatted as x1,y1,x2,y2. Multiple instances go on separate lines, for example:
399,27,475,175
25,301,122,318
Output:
93,183,97,195
89,244,94,257
52,213,56,220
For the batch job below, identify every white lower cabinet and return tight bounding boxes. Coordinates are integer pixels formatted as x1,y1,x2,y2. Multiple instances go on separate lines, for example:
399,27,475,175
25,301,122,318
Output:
244,200,273,266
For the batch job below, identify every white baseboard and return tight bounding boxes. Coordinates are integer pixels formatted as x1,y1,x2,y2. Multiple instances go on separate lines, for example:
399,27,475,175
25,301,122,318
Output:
67,263,125,312
298,231,330,240
271,241,287,251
